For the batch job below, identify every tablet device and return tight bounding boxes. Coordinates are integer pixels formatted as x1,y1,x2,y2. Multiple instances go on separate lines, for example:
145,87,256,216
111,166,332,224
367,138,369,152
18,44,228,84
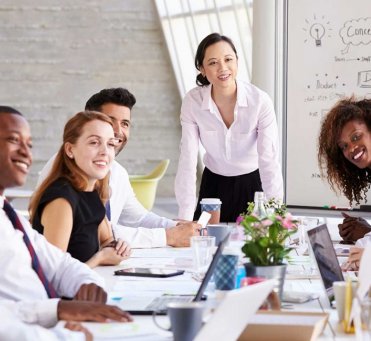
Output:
114,268,185,278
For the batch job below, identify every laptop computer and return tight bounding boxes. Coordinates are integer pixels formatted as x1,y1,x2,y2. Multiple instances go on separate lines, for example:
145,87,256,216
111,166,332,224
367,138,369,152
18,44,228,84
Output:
195,279,275,341
307,224,344,305
113,233,230,315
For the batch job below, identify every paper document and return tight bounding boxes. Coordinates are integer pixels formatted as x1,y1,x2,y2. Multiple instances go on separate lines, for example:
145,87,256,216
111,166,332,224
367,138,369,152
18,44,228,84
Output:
83,322,152,339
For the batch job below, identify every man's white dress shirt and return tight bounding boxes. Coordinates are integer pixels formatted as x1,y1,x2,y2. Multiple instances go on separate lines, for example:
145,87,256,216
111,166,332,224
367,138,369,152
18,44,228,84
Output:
175,80,284,220
38,157,175,248
0,196,104,327
0,303,84,341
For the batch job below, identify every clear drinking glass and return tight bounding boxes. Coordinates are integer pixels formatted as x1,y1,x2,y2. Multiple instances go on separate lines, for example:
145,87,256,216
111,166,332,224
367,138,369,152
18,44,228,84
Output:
296,217,319,250
191,236,215,277
360,297,371,341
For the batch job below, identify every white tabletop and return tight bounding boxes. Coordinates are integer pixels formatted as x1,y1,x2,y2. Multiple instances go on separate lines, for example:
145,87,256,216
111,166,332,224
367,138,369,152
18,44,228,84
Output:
87,234,356,341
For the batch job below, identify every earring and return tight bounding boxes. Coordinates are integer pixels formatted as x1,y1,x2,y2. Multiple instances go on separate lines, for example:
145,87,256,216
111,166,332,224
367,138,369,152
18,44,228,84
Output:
68,153,73,159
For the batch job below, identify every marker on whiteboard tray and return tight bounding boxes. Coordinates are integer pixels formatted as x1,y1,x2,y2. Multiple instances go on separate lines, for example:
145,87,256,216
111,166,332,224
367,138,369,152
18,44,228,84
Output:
330,206,353,210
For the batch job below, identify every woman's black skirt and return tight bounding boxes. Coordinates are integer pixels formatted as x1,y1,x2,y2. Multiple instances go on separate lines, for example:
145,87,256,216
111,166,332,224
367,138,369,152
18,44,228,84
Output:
193,167,263,223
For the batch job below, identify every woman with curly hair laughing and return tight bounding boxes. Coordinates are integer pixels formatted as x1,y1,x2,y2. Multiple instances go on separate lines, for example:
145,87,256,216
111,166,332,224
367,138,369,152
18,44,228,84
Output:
318,96,371,244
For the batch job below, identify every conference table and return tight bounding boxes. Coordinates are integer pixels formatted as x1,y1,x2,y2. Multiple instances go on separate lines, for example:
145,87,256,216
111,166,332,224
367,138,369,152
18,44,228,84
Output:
87,220,356,341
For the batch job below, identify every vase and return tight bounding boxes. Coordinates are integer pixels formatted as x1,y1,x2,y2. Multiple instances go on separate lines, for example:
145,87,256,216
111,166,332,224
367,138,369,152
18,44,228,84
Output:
243,263,287,299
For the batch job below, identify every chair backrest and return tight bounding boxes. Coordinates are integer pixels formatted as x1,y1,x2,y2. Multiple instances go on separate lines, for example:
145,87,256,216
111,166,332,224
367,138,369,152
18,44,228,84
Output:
144,159,170,180
129,159,170,210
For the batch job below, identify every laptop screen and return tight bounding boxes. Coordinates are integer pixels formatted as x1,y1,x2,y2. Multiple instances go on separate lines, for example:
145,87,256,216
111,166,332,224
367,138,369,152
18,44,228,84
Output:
307,224,344,301
193,233,230,301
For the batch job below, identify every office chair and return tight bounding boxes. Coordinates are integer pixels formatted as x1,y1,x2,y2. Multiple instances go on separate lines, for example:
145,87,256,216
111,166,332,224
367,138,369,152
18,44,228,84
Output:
129,159,170,210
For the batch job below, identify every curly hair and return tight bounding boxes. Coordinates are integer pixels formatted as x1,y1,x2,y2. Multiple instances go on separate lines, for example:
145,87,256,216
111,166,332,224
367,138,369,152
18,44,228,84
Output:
318,96,371,204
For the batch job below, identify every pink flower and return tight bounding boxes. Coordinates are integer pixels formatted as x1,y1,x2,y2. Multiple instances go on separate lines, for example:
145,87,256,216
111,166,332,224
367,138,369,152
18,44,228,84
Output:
281,214,295,230
261,219,273,227
285,213,293,220
236,215,244,225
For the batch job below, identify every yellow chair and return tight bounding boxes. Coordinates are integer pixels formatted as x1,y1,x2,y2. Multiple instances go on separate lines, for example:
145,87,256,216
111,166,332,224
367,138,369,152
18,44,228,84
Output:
129,159,170,210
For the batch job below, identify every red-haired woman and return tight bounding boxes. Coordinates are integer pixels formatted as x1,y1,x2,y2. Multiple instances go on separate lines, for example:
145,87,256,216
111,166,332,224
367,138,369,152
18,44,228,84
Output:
29,111,131,267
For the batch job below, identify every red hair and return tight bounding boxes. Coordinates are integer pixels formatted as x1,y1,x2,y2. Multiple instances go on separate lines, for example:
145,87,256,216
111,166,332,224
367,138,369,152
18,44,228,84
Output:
29,111,113,221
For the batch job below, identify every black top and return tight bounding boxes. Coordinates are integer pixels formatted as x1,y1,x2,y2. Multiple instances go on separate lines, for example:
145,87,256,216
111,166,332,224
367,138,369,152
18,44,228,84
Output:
32,178,105,263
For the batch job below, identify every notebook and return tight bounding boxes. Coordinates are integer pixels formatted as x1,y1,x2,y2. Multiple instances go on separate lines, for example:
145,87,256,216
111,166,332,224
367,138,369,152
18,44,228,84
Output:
195,279,275,341
114,233,230,315
307,224,344,305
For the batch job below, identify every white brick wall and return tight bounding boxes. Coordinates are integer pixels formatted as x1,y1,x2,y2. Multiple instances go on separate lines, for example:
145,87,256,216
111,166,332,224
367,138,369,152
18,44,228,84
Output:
0,0,182,196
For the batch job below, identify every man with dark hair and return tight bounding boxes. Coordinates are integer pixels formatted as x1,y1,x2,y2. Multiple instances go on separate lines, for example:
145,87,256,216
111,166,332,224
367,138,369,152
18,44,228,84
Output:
0,106,132,340
85,88,136,155
0,105,22,115
85,87,136,109
39,88,200,247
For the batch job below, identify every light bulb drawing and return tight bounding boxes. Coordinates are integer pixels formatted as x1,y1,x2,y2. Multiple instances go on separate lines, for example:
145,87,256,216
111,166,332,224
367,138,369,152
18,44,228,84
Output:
303,15,331,46
309,23,325,46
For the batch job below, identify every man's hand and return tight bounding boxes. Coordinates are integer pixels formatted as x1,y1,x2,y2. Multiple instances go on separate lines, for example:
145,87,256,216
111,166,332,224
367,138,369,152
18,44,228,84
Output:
74,283,107,303
58,300,133,323
338,214,371,242
166,222,201,247
174,219,191,225
64,322,93,341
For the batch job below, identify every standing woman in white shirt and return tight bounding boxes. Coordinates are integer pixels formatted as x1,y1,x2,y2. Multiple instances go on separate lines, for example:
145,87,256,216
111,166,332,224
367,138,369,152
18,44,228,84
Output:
175,33,284,222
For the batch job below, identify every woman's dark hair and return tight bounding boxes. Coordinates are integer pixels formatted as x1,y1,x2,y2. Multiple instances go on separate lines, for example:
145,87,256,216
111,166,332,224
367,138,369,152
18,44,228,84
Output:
318,96,371,204
195,33,238,86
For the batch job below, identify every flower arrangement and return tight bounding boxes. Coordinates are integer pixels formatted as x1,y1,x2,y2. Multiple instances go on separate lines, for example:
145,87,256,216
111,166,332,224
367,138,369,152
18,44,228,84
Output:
237,198,298,266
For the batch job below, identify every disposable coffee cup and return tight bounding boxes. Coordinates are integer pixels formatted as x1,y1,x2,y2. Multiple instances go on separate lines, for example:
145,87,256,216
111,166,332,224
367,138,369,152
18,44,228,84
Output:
200,198,222,224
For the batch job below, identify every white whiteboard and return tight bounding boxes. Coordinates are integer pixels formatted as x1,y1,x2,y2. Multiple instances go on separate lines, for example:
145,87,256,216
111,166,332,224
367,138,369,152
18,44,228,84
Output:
285,0,371,208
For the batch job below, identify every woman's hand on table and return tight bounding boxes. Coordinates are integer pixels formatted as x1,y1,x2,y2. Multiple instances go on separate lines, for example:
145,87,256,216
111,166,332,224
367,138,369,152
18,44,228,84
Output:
114,239,132,259
94,239,131,266
341,247,364,271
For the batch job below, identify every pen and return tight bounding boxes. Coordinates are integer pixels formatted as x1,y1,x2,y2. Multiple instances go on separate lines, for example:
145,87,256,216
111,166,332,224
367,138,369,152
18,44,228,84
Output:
112,224,117,242
343,276,355,333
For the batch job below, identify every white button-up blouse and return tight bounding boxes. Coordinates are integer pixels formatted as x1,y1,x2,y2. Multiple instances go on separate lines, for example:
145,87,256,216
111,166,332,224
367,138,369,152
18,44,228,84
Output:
175,80,284,220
